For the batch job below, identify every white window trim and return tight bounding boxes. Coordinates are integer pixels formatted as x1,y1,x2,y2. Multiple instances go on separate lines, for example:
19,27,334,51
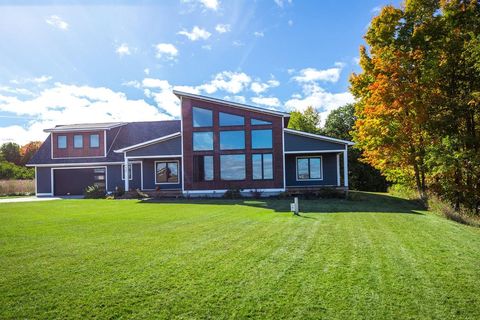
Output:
121,163,133,181
295,156,323,181
154,160,180,185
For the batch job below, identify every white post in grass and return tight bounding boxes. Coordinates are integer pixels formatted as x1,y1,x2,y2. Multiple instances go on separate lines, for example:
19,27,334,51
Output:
343,144,349,189
124,153,129,192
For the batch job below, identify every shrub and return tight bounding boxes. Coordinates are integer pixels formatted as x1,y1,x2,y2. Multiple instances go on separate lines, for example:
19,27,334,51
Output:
113,186,125,198
83,185,106,199
0,161,34,180
223,188,241,199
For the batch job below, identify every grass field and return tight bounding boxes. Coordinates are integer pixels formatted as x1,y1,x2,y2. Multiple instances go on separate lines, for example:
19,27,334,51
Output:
0,193,479,319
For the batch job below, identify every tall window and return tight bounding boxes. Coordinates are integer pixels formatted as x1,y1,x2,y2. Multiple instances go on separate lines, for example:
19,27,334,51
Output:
193,132,213,151
296,157,322,180
155,161,179,184
73,135,83,148
252,153,273,180
193,155,214,182
121,164,132,180
90,134,100,148
57,135,67,149
251,129,272,149
192,107,213,127
220,130,245,150
220,154,245,180
219,112,244,126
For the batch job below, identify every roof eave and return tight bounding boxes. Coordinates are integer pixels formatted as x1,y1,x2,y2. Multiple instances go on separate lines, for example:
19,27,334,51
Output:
284,128,355,146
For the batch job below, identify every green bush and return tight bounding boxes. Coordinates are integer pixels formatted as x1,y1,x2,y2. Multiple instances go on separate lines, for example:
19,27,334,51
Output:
0,161,34,180
223,189,241,199
83,185,106,199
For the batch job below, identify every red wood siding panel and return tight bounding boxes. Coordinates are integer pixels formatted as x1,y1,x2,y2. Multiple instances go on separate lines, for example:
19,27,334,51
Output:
52,131,105,158
182,97,284,190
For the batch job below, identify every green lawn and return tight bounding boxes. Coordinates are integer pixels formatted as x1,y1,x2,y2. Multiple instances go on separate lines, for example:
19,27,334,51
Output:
0,193,479,319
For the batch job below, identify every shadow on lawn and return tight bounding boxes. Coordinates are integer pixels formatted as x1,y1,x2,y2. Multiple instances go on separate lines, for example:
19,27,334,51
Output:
138,191,426,215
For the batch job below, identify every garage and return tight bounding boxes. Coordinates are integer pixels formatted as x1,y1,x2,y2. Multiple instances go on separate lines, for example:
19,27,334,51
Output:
53,167,106,196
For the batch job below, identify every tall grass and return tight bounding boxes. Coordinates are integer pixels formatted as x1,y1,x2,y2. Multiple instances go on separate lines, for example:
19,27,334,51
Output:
0,180,35,196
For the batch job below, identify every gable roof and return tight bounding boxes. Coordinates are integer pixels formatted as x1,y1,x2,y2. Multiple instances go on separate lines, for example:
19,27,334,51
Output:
284,128,354,146
173,90,290,117
44,122,125,132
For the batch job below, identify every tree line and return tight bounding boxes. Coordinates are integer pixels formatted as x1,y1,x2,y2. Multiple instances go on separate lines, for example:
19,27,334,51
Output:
0,142,41,180
350,0,480,213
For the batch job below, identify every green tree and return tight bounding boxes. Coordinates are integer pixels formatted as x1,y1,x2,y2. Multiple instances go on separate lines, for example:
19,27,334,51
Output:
288,106,321,134
323,104,388,191
0,143,21,165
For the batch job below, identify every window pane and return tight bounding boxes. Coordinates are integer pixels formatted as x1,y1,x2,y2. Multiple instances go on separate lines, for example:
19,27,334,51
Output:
74,135,83,148
297,158,309,180
193,107,212,127
220,130,245,150
58,135,67,149
167,162,179,183
219,112,244,126
263,154,273,179
193,132,213,151
252,129,272,149
251,118,272,125
310,158,321,179
156,162,167,183
90,134,99,148
204,156,213,181
220,154,245,180
252,154,262,180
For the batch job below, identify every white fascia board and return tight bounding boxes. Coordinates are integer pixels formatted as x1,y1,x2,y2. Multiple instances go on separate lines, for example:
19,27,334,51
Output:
27,162,126,167
284,128,355,146
44,123,125,133
114,132,181,153
173,90,290,117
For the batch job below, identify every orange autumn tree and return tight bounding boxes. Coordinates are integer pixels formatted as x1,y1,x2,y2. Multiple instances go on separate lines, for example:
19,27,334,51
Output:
20,141,42,166
350,3,439,197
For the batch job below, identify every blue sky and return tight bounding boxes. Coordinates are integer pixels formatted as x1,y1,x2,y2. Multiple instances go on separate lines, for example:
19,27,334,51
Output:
0,0,398,144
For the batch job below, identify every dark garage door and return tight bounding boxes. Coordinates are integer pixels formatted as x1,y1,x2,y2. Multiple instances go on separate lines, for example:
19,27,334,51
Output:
54,167,106,196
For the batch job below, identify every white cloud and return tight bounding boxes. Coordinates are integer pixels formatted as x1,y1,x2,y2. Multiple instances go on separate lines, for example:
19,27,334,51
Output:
201,44,212,50
144,68,150,75
45,15,69,30
250,79,280,94
154,43,179,60
178,26,211,41
199,0,220,11
371,6,382,14
198,71,251,94
0,86,35,96
141,78,182,117
0,83,171,144
224,95,247,104
352,57,360,65
232,40,244,47
288,19,293,26
292,65,343,83
11,75,52,85
215,24,230,33
274,0,292,8
251,96,281,107
285,82,354,125
116,43,132,56
253,31,264,37
122,80,141,89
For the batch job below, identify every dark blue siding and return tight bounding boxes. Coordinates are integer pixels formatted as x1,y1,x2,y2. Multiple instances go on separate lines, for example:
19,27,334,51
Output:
36,167,52,194
126,137,181,157
285,132,345,152
142,158,182,190
285,153,339,187
107,163,142,191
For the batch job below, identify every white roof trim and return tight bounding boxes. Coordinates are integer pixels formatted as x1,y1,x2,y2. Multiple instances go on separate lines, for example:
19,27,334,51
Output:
173,90,290,117
44,123,125,133
284,128,355,146
114,132,181,153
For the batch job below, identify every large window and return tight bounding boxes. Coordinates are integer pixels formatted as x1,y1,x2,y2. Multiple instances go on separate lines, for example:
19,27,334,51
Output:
73,135,83,148
296,157,322,180
155,161,179,184
57,135,67,149
121,164,132,180
251,118,272,125
252,153,273,180
193,155,214,182
220,154,245,180
193,107,213,127
251,129,272,149
193,132,213,151
90,134,100,148
219,112,244,126
220,130,245,150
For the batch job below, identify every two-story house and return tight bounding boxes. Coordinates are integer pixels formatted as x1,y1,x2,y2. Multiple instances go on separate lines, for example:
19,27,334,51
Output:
28,91,354,196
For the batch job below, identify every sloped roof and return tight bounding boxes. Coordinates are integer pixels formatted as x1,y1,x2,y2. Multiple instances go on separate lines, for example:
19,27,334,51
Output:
44,122,125,132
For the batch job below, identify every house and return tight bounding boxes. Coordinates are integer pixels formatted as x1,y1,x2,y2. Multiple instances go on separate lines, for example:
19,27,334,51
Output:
27,91,354,197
